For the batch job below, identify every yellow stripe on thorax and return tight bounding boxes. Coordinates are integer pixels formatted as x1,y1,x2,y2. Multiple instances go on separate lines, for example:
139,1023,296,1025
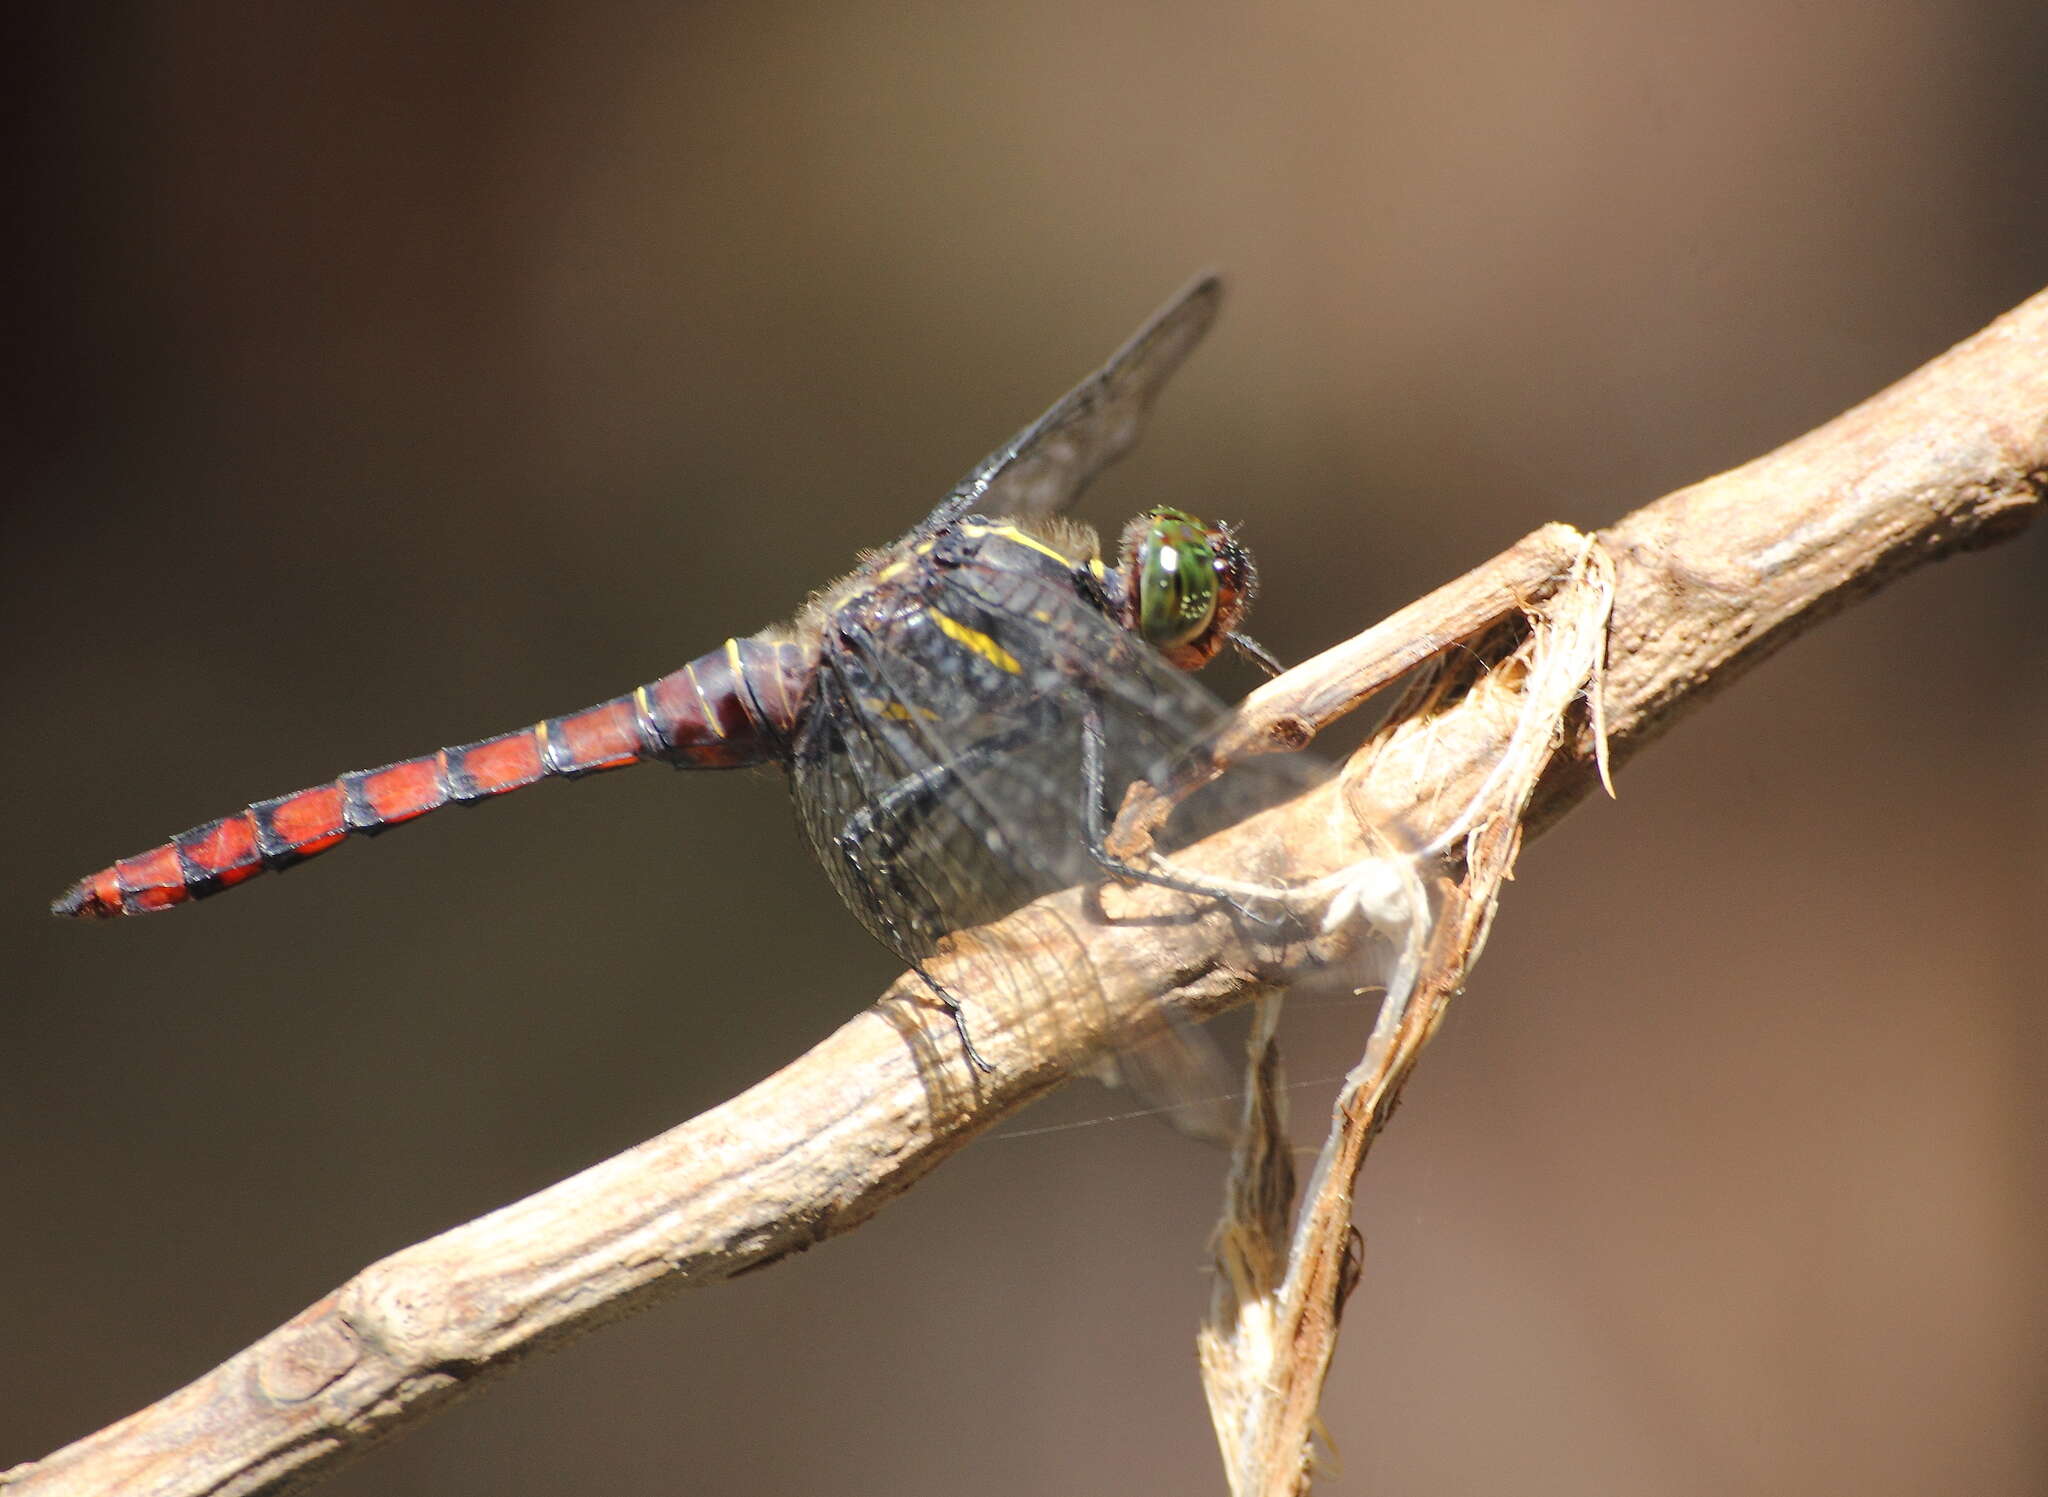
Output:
962,521,1075,568
927,608,1023,674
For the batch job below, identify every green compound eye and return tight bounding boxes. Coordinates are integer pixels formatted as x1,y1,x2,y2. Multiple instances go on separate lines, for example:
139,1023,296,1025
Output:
1135,508,1220,652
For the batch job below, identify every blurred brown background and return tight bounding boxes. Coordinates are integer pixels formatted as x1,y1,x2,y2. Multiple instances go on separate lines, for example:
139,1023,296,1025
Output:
5,4,2044,1493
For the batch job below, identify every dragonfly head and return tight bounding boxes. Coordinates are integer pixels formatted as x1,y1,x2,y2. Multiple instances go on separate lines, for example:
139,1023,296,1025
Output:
1115,507,1257,671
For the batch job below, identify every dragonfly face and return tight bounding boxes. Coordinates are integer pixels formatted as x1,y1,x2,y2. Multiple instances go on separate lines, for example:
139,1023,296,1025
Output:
56,275,1285,1075
1116,506,1257,669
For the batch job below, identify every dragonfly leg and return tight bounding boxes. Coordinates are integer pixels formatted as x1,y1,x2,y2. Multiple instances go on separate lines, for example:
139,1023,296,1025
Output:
1227,629,1285,677
1079,704,1285,928
832,793,1004,1076
909,963,995,1074
835,723,1037,859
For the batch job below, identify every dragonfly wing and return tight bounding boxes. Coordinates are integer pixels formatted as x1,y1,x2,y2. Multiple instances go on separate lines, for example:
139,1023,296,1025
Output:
788,535,1328,1120
920,274,1223,533
791,544,1240,961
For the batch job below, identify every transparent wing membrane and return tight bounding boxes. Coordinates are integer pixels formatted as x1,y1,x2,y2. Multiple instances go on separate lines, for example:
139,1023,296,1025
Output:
789,522,1361,1119
923,275,1223,533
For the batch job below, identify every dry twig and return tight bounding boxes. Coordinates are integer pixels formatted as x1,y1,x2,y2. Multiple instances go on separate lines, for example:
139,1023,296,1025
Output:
7,287,2042,1497
1200,538,1617,1493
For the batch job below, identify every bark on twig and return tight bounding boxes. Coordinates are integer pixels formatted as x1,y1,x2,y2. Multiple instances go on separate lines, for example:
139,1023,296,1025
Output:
7,289,2043,1497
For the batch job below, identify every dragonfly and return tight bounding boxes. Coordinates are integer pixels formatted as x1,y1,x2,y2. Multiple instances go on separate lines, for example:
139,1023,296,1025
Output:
54,275,1303,1074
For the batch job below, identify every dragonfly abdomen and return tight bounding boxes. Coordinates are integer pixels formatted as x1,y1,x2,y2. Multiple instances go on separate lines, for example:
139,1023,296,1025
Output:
53,634,810,918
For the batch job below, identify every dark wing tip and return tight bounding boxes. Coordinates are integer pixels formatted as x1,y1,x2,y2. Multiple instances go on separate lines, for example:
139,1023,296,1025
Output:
1099,270,1225,403
922,272,1230,532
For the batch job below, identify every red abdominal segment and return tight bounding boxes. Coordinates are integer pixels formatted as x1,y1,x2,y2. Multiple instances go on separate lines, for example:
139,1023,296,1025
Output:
54,635,806,918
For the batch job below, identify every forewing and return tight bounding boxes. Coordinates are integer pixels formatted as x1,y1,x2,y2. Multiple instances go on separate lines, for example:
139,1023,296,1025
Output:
920,274,1223,533
789,551,1328,1129
792,556,1239,954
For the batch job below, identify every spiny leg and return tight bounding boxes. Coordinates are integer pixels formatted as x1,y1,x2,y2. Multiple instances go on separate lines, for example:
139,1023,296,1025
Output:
836,721,1036,860
1079,702,1285,927
832,779,1009,1076
910,963,994,1074
828,826,992,1073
